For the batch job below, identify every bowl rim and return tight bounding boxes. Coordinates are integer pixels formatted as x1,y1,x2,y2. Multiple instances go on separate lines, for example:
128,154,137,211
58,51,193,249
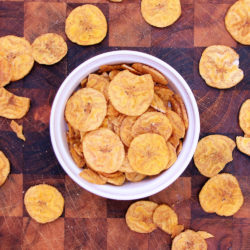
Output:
50,50,200,200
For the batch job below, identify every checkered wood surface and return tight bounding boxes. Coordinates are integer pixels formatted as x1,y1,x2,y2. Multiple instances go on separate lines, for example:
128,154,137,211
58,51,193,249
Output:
0,1,249,249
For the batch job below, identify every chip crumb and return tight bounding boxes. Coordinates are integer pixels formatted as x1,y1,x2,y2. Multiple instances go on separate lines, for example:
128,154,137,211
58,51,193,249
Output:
10,120,25,141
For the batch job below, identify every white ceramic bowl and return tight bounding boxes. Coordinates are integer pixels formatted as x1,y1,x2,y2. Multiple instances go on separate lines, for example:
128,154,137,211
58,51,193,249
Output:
50,50,200,200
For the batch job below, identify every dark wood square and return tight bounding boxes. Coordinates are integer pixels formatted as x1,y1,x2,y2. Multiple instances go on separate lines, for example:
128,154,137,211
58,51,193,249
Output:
0,216,23,250
65,218,107,250
152,4,193,48
194,3,236,47
107,218,148,250
233,219,250,250
0,2,24,37
24,2,66,42
0,174,23,217
109,2,151,47
22,217,64,250
65,176,107,218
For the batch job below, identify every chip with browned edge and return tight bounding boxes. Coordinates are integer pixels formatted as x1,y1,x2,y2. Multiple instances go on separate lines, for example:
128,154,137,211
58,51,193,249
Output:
199,45,244,89
0,87,30,119
128,133,169,175
239,99,250,135
65,5,107,46
0,35,34,81
83,128,125,173
32,33,68,65
194,135,235,177
24,184,64,224
0,151,10,187
108,70,154,116
0,56,11,87
10,120,25,141
172,230,207,250
225,0,250,45
199,173,244,216
126,201,158,233
65,88,107,132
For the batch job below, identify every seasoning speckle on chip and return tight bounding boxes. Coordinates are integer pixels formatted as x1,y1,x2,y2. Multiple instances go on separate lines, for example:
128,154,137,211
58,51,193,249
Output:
0,87,30,119
0,35,34,81
126,201,158,233
0,151,10,187
32,33,68,65
83,128,125,173
108,70,154,116
199,173,244,216
10,120,25,141
141,0,181,28
225,0,250,45
65,4,107,46
24,184,64,223
194,135,235,178
65,88,107,132
199,45,244,89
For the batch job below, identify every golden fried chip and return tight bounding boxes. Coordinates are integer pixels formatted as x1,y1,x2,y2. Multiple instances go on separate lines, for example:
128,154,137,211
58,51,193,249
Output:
121,64,140,74
128,133,169,175
79,168,106,185
80,77,87,88
0,56,11,87
0,87,30,119
119,155,135,173
171,225,185,238
120,116,137,147
107,102,120,118
24,184,64,224
153,204,182,235
108,70,154,116
0,151,10,187
154,85,174,105
176,140,183,155
101,117,113,130
132,112,172,142
172,230,207,250
31,33,67,65
0,35,34,81
194,135,235,178
109,70,120,81
126,201,158,233
86,74,109,100
199,173,244,216
69,142,85,168
151,93,167,113
166,110,185,139
101,72,110,81
10,120,25,141
239,99,250,135
225,0,250,45
141,0,181,28
196,231,214,239
99,64,122,72
236,136,250,156
65,4,107,46
99,171,123,178
83,128,125,173
172,94,188,130
132,63,168,85
125,172,146,182
168,135,180,149
105,173,125,186
165,142,177,170
65,88,107,132
199,45,244,89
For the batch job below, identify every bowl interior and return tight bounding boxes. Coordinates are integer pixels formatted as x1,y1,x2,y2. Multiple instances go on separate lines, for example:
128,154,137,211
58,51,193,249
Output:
50,50,200,200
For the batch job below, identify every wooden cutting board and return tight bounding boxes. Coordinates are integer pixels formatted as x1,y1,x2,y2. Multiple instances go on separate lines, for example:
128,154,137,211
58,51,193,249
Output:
0,0,249,249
